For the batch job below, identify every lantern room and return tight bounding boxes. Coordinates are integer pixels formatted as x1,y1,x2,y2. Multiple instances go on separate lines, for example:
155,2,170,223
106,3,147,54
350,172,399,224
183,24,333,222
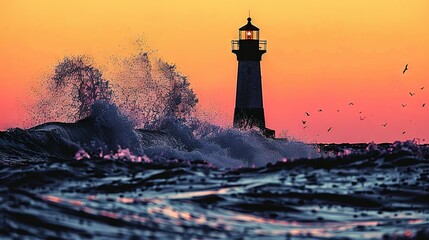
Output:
239,17,259,40
232,17,266,60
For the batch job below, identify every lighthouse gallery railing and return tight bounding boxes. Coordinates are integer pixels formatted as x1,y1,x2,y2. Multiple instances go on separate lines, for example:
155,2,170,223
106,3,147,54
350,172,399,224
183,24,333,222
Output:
231,40,267,51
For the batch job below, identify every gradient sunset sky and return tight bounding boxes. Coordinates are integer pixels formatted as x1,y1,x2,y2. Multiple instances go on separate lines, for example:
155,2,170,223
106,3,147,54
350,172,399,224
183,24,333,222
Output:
1,0,428,143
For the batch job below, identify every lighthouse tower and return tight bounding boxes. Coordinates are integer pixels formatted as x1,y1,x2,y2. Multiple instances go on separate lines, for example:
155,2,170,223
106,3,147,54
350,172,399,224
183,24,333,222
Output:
232,17,275,138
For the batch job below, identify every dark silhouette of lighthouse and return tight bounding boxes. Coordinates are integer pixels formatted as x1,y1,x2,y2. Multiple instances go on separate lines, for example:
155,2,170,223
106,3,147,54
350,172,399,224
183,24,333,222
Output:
232,17,275,138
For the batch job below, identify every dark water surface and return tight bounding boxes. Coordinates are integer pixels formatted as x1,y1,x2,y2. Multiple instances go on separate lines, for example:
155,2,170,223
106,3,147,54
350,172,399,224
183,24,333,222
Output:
1,119,429,239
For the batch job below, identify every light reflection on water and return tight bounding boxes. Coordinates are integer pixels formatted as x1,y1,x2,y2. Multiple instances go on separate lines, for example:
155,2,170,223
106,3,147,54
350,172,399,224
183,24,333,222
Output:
40,193,427,239
4,141,428,239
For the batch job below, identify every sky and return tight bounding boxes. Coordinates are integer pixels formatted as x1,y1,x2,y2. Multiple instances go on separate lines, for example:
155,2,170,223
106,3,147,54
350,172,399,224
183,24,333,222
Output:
0,0,428,143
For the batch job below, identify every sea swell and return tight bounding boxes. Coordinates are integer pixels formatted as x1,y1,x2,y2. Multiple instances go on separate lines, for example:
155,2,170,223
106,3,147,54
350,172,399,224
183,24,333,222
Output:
1,141,429,239
1,102,429,239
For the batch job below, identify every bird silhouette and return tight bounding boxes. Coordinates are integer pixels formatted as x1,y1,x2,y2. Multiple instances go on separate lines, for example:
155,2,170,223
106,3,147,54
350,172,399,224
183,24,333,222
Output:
421,87,425,90
423,103,426,108
409,92,415,96
305,112,310,116
402,131,406,134
402,104,407,107
302,120,306,124
327,127,332,132
349,102,354,106
303,126,308,129
318,109,323,112
337,109,340,112
403,64,408,74
382,123,388,127
360,116,366,120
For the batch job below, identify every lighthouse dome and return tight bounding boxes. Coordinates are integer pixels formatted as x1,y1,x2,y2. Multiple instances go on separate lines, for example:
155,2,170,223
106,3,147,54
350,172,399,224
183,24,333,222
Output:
239,17,259,31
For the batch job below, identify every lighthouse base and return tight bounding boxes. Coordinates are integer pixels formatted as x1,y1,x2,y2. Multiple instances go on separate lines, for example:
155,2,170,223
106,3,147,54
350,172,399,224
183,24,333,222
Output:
261,128,275,139
233,108,275,138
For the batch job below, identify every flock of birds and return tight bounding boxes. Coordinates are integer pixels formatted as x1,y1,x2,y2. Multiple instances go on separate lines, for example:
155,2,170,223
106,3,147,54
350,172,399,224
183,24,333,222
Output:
302,64,426,136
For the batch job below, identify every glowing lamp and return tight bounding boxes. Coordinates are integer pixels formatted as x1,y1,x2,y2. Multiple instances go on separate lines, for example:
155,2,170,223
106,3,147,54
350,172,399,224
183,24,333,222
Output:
246,30,252,39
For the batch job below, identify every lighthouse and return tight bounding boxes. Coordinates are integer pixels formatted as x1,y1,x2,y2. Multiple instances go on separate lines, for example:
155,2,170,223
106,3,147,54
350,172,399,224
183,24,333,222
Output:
232,17,275,138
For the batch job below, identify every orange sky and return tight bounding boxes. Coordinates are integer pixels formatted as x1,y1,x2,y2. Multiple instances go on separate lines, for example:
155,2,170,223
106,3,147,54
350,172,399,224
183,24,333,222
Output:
1,0,428,143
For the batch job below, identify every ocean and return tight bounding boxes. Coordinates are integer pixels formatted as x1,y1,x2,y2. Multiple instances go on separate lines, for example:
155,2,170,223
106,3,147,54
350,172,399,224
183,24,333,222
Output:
1,102,428,239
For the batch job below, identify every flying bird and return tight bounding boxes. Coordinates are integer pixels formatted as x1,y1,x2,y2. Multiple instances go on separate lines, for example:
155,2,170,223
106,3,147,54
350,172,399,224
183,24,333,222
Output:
337,109,340,112
382,123,388,127
360,116,366,120
403,64,408,74
409,92,415,96
421,87,425,90
423,103,426,108
402,104,407,107
349,102,354,106
318,109,323,112
327,127,332,132
302,120,306,124
402,131,406,134
305,112,310,116
303,126,308,129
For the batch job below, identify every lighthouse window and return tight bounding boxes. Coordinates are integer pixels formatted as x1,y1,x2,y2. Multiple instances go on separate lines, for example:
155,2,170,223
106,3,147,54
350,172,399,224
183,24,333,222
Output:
239,30,259,40
246,31,252,40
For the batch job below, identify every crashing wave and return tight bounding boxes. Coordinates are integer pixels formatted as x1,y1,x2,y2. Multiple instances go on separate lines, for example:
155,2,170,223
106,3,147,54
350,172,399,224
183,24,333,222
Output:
1,101,321,168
